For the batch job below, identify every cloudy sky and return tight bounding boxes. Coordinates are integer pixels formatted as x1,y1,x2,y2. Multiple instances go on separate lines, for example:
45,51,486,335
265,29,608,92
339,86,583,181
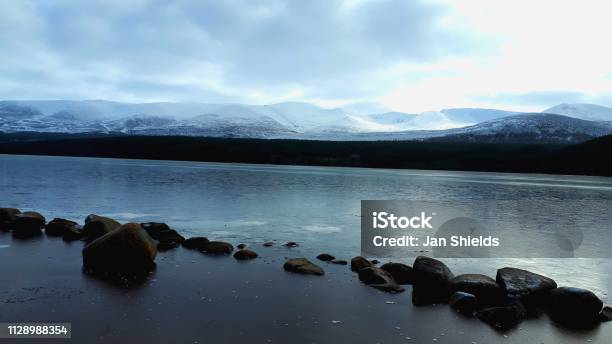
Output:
2,0,612,113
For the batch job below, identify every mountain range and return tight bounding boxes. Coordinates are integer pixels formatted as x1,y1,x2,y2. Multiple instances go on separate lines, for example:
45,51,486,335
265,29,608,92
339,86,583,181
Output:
1,100,612,143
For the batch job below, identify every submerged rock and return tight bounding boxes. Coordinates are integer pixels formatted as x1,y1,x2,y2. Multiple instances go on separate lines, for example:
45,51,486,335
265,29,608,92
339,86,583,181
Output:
411,256,454,306
141,222,185,250
45,218,78,237
82,214,121,242
200,241,234,254
380,262,414,285
451,274,504,307
13,211,46,237
284,241,299,248
476,302,527,330
182,236,210,250
496,267,556,303
63,225,83,241
317,253,335,261
82,223,157,275
547,287,603,326
0,208,21,231
371,259,379,265
234,249,258,260
331,259,348,265
284,258,325,276
350,256,373,272
237,243,246,249
263,242,274,247
358,267,405,293
449,291,478,315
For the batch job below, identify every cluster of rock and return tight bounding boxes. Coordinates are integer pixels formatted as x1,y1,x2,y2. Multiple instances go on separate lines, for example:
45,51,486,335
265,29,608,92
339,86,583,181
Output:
2,207,611,330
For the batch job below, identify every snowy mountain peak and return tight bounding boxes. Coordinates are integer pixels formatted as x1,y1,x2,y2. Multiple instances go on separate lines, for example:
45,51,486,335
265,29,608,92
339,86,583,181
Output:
544,103,612,122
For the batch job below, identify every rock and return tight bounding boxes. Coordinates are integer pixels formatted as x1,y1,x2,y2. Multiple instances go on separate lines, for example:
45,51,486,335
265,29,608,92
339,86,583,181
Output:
371,259,379,265
200,241,233,254
449,291,478,315
411,256,455,306
331,259,348,265
476,302,527,330
263,242,274,247
317,253,335,261
45,218,78,236
600,306,612,322
451,274,504,307
182,237,210,250
358,267,405,293
234,249,258,260
82,223,157,275
380,262,414,285
284,258,325,276
12,211,46,237
350,256,373,272
237,243,246,249
140,223,185,250
82,214,120,242
284,241,299,248
496,267,556,303
0,208,21,231
63,225,83,241
547,287,603,326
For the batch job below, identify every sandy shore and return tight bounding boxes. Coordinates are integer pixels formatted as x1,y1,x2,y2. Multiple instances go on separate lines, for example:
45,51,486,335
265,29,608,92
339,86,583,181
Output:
1,232,610,344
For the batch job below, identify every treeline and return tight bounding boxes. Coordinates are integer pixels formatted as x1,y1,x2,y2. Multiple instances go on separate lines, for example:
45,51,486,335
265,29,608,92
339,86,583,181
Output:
0,132,610,176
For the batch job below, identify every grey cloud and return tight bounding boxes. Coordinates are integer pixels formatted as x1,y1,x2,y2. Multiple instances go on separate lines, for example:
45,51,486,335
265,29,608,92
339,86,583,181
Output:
0,0,471,102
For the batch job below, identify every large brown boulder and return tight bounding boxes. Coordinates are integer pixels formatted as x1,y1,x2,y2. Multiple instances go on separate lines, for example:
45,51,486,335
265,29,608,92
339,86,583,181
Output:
496,267,556,304
82,214,120,242
358,267,405,293
12,211,46,237
547,287,603,326
284,258,325,276
0,208,21,231
411,256,455,306
82,223,157,275
45,218,79,237
451,274,504,307
350,256,373,272
380,262,414,285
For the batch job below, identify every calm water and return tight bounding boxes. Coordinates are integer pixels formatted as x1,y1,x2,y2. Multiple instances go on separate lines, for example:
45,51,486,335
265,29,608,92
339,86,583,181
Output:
2,154,612,302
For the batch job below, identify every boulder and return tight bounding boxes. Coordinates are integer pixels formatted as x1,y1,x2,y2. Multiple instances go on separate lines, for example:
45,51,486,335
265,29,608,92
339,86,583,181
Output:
600,306,612,322
0,208,20,231
411,256,455,306
45,218,78,237
82,215,120,242
547,287,603,326
63,225,83,241
263,242,274,247
12,211,46,237
331,260,348,265
284,258,325,276
234,249,258,260
451,274,504,307
200,241,233,254
476,302,527,330
82,223,157,275
380,262,414,285
449,291,478,315
237,243,246,249
140,223,185,250
284,241,299,248
350,256,373,272
317,253,335,261
496,267,556,303
182,236,210,250
358,267,405,293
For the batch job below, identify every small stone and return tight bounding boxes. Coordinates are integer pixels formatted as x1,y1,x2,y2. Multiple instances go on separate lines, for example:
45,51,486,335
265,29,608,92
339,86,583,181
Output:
331,259,348,265
234,249,258,260
263,241,274,247
350,256,373,272
237,243,246,249
284,258,325,276
284,241,299,248
316,253,335,261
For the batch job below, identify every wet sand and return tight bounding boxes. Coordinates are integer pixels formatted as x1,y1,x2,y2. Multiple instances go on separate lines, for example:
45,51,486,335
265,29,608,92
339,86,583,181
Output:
0,232,610,344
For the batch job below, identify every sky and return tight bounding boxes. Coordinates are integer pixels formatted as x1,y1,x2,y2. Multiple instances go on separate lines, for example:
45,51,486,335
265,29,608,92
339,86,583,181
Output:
1,0,612,114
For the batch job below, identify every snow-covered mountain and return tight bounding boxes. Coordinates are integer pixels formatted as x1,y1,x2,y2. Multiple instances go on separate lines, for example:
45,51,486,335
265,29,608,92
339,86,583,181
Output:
2,100,612,143
544,103,612,121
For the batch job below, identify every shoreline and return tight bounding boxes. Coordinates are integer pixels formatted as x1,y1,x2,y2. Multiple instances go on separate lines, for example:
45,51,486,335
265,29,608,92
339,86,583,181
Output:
1,210,611,343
